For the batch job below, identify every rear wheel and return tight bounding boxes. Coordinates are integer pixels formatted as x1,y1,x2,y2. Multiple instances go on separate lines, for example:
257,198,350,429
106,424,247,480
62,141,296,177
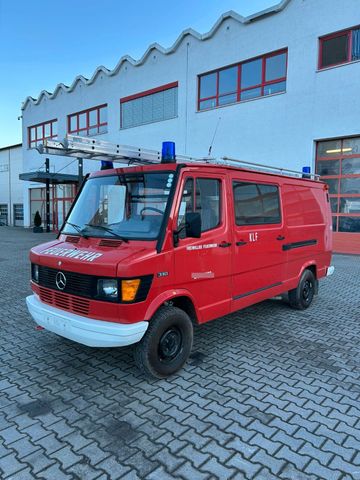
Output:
134,306,193,379
288,269,316,310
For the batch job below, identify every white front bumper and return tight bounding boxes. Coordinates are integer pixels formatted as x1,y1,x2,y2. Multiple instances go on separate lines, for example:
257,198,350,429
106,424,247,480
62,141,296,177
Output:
26,295,148,348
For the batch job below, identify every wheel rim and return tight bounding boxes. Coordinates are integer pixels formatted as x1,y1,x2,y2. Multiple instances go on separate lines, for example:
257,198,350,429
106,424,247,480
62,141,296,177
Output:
158,327,182,363
302,279,313,303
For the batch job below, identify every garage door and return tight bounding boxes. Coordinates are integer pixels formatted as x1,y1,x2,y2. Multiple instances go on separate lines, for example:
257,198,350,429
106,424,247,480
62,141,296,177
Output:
13,204,24,227
0,204,8,226
316,137,360,254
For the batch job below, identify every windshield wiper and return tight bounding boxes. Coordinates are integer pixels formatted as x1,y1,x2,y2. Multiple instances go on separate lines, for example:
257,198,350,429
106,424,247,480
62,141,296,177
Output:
64,222,89,238
83,224,129,242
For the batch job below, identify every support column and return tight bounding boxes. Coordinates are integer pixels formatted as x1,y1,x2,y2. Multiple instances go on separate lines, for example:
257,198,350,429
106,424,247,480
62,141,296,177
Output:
45,158,51,233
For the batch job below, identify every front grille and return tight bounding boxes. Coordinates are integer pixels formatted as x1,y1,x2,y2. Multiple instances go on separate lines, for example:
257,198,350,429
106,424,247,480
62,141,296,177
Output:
39,287,53,304
35,265,153,304
38,266,96,299
39,287,90,315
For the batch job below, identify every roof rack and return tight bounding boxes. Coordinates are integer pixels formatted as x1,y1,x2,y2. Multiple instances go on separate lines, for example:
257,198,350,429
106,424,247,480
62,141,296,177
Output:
212,157,320,180
38,135,319,180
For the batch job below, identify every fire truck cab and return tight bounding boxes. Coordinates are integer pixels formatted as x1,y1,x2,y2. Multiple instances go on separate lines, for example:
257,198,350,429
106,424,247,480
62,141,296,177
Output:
27,143,334,378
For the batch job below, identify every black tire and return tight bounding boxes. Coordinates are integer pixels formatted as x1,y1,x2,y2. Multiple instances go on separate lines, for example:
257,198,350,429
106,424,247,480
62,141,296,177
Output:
288,269,316,310
134,306,193,379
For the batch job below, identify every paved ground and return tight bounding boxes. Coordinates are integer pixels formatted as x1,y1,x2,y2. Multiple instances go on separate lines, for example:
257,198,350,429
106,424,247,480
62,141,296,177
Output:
0,226,360,480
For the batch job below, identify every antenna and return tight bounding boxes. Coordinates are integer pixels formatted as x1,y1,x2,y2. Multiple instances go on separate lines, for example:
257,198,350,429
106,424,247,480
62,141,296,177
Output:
208,117,221,157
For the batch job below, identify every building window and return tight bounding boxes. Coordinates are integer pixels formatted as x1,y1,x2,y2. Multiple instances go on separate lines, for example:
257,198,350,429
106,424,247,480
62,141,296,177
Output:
28,119,58,148
319,26,360,69
68,104,108,136
198,49,287,111
233,182,281,225
316,137,360,233
120,82,178,129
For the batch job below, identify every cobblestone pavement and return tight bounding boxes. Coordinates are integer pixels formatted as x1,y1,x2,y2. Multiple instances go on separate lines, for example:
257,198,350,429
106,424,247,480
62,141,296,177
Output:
0,226,360,480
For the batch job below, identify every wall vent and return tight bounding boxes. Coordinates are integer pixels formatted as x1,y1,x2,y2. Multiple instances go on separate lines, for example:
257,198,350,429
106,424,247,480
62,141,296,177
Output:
98,239,123,248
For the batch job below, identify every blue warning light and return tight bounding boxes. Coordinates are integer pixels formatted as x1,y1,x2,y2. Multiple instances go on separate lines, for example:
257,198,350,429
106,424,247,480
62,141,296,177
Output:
101,161,114,170
302,166,311,178
161,142,176,163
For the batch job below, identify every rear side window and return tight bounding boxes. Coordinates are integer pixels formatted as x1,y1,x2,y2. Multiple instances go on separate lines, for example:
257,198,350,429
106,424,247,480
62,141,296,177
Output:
233,181,281,225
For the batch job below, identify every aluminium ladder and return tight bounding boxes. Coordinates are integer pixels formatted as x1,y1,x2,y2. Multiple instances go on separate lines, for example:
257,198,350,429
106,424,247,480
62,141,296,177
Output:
38,135,320,181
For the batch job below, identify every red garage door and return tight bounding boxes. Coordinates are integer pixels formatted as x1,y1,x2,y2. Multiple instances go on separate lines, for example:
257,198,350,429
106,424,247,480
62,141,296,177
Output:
316,137,360,254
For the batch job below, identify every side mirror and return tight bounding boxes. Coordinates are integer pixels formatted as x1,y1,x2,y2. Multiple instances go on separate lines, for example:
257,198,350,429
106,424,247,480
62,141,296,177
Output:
185,212,201,238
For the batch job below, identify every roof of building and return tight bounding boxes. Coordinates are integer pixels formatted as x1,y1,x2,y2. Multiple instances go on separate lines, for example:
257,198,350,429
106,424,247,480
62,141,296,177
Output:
0,143,22,152
22,0,292,110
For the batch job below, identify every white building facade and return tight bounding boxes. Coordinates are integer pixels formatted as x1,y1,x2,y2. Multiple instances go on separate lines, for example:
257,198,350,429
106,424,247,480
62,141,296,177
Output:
21,0,360,253
0,144,24,226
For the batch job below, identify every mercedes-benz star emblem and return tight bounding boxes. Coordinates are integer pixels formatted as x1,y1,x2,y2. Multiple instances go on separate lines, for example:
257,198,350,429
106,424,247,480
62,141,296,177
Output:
56,271,67,290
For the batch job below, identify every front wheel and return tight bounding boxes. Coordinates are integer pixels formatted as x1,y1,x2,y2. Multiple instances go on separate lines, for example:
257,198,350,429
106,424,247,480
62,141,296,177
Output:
288,269,316,310
134,306,193,379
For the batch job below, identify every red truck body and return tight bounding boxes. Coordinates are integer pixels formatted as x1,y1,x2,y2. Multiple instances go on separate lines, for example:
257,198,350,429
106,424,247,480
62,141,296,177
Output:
27,162,334,377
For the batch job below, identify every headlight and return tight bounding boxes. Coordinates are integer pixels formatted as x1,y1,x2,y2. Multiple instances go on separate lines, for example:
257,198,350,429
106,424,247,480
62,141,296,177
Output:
32,264,39,283
97,279,119,300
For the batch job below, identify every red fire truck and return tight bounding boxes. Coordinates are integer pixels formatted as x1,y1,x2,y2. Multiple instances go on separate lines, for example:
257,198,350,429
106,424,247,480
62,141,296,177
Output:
27,138,334,378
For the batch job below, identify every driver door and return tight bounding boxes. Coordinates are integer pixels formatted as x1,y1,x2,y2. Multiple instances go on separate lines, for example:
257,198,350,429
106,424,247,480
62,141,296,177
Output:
173,172,232,323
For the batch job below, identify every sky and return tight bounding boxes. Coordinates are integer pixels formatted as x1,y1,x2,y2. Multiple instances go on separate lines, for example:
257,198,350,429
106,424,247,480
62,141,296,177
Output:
0,0,278,147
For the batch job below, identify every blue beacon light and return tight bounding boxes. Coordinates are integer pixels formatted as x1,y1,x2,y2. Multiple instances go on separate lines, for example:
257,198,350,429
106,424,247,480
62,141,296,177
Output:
101,160,114,170
161,142,176,164
302,166,311,179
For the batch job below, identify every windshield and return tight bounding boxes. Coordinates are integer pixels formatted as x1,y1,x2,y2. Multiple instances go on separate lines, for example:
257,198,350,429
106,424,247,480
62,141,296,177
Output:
62,171,175,240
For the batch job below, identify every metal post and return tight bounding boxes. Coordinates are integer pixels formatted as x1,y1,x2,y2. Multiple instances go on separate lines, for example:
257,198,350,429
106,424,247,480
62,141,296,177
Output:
78,157,83,185
45,158,51,233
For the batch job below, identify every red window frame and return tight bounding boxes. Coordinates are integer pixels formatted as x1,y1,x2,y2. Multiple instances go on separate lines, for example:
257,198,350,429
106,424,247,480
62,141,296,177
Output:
28,119,57,148
68,104,108,136
318,25,360,70
316,138,360,233
30,185,77,231
197,49,288,111
120,82,178,128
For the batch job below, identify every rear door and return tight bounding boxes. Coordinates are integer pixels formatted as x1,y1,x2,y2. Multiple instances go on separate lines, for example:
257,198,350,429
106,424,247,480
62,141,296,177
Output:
282,183,327,282
231,177,286,310
173,172,232,323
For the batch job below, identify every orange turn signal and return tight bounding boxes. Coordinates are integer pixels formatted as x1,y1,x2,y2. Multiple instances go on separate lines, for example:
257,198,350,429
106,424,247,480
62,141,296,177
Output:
121,279,141,302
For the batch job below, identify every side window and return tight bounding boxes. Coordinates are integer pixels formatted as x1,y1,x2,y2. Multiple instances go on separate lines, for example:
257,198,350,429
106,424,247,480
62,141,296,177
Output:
196,178,221,232
177,178,194,238
233,181,281,225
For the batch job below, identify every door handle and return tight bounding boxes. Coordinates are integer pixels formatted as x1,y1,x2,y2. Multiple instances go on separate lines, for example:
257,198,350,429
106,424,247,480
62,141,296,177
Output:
277,235,285,241
219,241,232,248
236,241,247,246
